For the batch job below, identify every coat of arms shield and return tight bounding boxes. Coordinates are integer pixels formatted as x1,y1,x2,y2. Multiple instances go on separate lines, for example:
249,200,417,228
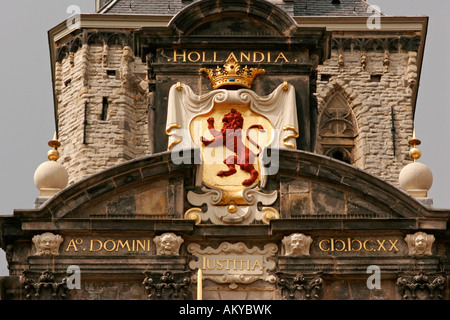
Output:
165,58,299,225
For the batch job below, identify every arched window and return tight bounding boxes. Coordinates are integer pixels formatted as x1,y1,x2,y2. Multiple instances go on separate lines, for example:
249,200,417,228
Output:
317,92,357,164
325,147,352,164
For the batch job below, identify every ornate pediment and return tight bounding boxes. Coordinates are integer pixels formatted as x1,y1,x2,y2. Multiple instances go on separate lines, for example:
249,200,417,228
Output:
9,148,443,225
168,0,298,37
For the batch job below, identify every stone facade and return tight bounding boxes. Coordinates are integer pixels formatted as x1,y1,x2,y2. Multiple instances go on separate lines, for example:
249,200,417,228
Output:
55,42,417,189
53,9,422,188
56,33,151,184
1,0,447,302
1,150,448,300
55,42,419,187
315,45,417,186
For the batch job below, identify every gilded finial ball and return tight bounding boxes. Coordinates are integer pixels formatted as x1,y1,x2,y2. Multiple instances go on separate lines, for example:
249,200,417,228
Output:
409,147,421,161
47,149,60,161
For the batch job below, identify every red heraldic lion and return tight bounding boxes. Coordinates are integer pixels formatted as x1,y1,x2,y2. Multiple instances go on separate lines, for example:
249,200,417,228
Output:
200,109,265,186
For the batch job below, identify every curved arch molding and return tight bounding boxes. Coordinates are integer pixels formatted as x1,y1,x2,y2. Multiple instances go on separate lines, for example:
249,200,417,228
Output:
168,0,298,36
12,149,448,229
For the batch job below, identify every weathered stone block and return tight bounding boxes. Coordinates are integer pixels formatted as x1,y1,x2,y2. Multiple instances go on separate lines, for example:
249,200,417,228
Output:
107,190,136,216
311,183,345,215
136,180,169,216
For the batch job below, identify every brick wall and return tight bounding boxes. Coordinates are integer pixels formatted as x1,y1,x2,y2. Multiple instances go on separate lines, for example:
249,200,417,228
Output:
56,42,151,184
315,48,416,186
54,32,418,188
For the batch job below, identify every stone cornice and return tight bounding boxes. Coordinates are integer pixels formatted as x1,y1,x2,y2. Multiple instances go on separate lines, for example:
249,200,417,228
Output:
49,14,427,47
50,14,171,43
331,35,422,52
294,16,428,32
50,14,428,43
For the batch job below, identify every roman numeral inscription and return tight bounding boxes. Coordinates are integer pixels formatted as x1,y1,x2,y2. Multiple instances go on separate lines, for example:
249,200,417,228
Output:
318,237,400,253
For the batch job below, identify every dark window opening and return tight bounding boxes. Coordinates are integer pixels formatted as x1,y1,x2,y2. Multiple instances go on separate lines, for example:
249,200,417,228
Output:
331,149,351,164
332,150,344,161
64,79,72,87
106,69,116,77
371,74,382,82
101,97,109,121
321,74,331,82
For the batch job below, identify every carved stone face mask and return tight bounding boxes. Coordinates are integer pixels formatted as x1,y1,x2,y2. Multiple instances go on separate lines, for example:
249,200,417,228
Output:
415,235,426,252
41,235,57,254
161,235,176,252
290,235,306,252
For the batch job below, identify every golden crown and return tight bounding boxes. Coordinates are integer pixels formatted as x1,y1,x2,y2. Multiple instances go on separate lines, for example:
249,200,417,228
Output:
200,55,265,89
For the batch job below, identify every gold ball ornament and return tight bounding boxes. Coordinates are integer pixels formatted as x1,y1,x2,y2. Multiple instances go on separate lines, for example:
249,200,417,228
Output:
47,149,60,161
409,147,421,161
408,129,422,161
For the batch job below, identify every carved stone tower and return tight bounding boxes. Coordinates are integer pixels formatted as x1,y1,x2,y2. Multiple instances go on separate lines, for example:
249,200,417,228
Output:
54,29,151,184
0,0,448,302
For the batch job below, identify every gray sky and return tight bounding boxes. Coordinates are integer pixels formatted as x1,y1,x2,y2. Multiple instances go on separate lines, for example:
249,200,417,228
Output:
0,0,449,276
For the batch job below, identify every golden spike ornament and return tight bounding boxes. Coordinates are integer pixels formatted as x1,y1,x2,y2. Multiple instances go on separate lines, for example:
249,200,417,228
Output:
47,132,61,161
408,129,422,162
